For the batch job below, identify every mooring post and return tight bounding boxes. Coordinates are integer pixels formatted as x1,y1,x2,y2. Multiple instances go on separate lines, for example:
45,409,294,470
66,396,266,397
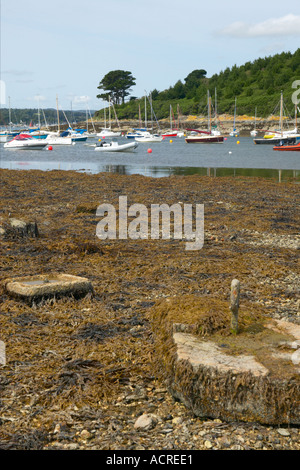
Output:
230,279,240,334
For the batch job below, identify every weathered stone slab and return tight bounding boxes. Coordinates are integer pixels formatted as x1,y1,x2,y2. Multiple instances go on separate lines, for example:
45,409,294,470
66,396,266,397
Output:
151,296,300,426
3,274,93,304
174,333,269,377
168,323,300,425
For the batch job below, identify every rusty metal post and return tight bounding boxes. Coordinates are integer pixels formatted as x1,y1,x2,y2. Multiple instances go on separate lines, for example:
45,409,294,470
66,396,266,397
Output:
230,279,240,334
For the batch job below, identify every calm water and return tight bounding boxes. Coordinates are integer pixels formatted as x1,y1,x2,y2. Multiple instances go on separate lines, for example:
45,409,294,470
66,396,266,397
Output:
1,136,299,181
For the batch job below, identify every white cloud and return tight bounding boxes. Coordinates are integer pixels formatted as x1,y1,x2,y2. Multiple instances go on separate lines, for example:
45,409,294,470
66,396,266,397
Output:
33,94,47,102
73,95,90,104
2,69,33,76
220,14,300,37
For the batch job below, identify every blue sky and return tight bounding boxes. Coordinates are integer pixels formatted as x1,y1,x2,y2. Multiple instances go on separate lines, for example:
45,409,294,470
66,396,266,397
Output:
1,0,300,111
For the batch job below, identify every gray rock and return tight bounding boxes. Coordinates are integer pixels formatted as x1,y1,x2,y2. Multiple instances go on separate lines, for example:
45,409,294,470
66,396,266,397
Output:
277,428,290,437
134,413,157,431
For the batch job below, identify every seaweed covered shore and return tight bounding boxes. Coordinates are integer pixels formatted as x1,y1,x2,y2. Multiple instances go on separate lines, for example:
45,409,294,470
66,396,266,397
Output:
0,169,299,450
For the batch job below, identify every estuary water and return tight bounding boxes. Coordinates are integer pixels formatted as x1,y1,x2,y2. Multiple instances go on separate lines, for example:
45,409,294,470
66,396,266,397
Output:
1,135,299,181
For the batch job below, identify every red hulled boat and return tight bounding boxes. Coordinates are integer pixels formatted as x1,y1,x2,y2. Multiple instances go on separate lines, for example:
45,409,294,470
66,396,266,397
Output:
273,142,300,151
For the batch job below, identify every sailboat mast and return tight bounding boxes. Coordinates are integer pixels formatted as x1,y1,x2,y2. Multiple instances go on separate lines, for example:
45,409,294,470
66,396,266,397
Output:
144,93,147,129
56,94,60,133
108,96,111,130
41,108,49,130
280,90,283,137
139,103,141,128
88,106,96,133
170,104,172,131
8,96,11,132
150,93,153,132
207,91,211,133
111,101,121,129
233,97,237,132
215,88,217,117
37,97,41,129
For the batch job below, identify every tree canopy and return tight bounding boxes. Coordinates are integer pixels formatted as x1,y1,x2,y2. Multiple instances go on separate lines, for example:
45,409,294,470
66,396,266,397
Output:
101,49,300,120
97,70,136,104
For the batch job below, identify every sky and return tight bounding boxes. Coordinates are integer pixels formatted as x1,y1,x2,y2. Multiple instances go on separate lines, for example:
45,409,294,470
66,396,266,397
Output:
1,0,300,111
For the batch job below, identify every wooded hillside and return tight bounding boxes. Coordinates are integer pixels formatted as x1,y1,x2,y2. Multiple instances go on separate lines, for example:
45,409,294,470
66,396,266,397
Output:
103,49,300,121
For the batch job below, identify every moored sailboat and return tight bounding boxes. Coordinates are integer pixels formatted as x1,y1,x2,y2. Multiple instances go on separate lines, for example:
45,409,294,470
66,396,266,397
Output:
229,97,239,136
185,91,224,143
162,105,180,137
97,97,121,137
254,92,300,145
250,107,258,137
45,95,73,145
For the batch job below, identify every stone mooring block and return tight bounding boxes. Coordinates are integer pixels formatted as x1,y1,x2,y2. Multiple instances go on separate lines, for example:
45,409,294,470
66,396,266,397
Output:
3,273,94,304
151,296,300,426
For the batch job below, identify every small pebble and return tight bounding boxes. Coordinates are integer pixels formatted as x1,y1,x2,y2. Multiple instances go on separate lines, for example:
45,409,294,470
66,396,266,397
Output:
277,428,290,437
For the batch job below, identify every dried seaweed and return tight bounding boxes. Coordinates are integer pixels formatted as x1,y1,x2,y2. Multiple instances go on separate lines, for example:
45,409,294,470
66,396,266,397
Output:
0,169,299,443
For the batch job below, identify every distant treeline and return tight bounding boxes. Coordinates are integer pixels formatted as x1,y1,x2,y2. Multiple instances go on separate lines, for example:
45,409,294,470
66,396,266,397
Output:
0,108,96,127
104,48,300,121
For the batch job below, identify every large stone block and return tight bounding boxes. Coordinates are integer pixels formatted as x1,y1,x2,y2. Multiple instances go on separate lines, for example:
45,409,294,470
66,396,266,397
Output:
3,274,94,304
151,296,300,425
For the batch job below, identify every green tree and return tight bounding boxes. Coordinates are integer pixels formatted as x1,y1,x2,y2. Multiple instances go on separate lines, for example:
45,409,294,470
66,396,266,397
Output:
184,69,207,83
97,70,136,104
184,69,207,98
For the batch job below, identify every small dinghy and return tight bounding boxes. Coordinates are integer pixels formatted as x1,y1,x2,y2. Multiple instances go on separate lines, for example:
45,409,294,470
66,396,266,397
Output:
94,140,138,152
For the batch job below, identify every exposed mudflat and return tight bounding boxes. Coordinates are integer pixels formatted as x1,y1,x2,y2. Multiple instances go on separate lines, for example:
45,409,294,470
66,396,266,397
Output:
0,169,299,450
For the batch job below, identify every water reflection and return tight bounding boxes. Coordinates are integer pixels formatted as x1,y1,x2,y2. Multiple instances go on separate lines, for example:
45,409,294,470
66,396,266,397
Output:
101,164,299,182
0,159,299,182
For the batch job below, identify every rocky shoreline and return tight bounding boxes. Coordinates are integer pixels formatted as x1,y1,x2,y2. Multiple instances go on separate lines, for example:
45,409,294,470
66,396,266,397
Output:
56,113,296,137
0,169,299,451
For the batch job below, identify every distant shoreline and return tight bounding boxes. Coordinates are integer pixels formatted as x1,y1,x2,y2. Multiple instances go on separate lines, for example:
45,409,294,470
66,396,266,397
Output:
68,113,297,136
2,113,295,137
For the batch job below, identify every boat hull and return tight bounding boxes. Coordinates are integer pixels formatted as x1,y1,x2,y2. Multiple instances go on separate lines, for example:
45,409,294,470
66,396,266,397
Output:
4,141,48,150
95,142,138,152
71,136,88,142
162,133,178,138
254,136,300,145
185,135,224,143
273,143,300,151
135,137,163,142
